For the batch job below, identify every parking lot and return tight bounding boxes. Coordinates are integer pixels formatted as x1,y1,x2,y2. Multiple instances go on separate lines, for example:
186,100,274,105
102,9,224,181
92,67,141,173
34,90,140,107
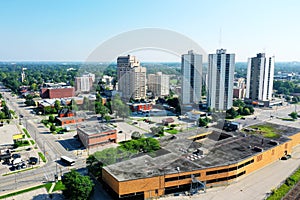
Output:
0,148,40,174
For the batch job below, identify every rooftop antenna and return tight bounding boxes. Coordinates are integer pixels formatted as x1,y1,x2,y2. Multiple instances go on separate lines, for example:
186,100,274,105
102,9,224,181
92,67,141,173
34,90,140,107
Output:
219,28,222,48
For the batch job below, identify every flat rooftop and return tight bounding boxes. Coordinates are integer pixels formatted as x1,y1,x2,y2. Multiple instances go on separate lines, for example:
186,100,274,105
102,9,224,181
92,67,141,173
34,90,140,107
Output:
0,124,20,146
103,122,298,182
77,123,115,135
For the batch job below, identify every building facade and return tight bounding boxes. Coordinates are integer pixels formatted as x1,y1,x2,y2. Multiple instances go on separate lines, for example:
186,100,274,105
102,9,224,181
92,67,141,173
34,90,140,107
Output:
75,72,95,93
117,55,146,100
77,123,117,149
233,78,246,99
246,53,275,101
147,72,169,97
40,86,75,99
207,49,235,110
102,123,300,199
181,50,202,105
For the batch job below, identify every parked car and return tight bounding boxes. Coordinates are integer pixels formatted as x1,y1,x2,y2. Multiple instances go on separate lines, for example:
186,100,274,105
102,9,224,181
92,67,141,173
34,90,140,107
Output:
12,154,21,159
28,157,38,165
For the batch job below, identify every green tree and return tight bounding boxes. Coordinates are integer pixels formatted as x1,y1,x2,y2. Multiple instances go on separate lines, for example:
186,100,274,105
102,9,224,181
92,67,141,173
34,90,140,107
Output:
198,117,208,127
103,115,111,122
82,97,89,110
131,131,142,140
150,126,164,137
289,112,298,120
62,170,94,200
233,99,245,107
226,107,238,119
243,107,251,115
50,124,56,132
95,102,109,117
48,115,55,123
70,99,78,111
54,100,61,111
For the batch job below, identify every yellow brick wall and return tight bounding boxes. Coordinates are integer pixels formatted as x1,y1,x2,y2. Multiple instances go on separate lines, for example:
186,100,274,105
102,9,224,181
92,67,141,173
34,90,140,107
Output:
102,133,300,199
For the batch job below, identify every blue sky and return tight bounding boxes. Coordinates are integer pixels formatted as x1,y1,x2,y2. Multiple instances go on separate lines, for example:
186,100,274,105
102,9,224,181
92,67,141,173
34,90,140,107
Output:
0,0,299,62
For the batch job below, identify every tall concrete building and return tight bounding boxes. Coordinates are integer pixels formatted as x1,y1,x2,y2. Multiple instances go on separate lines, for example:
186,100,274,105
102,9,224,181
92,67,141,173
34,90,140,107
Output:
181,50,202,105
147,72,169,97
246,53,275,101
208,49,235,110
75,72,95,93
117,55,146,100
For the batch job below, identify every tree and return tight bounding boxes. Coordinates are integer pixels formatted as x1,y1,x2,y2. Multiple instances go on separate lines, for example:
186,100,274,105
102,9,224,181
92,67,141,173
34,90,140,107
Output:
233,99,245,107
82,97,89,110
70,99,78,111
289,112,298,120
150,126,164,137
131,131,142,140
111,95,130,119
48,115,55,123
198,117,208,127
50,124,56,132
286,96,291,102
62,170,94,200
243,107,251,115
95,102,109,117
54,100,61,111
226,107,238,119
103,115,111,122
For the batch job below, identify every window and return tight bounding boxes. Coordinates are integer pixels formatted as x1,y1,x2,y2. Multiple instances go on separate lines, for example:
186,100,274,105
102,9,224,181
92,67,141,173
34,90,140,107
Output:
257,155,263,162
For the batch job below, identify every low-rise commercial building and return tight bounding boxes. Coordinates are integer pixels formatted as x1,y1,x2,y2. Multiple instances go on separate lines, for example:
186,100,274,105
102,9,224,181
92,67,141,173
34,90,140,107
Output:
102,122,300,199
77,123,117,149
40,86,75,99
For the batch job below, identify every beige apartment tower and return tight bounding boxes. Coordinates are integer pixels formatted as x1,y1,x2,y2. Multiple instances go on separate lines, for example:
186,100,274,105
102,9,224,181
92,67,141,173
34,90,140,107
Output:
117,55,146,100
147,72,169,97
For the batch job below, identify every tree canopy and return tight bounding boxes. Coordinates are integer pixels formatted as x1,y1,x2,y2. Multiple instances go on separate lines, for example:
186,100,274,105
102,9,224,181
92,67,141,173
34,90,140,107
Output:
62,170,94,200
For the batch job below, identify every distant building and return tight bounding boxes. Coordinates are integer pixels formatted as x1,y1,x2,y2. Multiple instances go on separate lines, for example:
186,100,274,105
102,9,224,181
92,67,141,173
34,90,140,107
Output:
58,108,75,118
117,55,146,100
101,75,114,90
246,53,275,101
77,123,117,149
207,49,235,110
147,72,169,97
40,86,75,99
233,78,246,99
181,50,202,105
128,102,153,112
75,72,95,93
56,117,85,126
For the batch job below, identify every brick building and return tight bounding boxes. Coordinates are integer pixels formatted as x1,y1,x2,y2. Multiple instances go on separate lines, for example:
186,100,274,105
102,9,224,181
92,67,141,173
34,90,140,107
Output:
102,122,300,199
128,102,152,112
40,86,75,99
77,123,117,149
58,108,74,118
56,117,84,126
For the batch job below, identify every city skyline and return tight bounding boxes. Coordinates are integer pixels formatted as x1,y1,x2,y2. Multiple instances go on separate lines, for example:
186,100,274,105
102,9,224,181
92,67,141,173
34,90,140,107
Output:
0,1,300,62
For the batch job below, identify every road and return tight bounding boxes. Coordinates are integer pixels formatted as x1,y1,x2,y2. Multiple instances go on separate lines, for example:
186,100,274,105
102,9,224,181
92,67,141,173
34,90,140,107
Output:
0,91,86,195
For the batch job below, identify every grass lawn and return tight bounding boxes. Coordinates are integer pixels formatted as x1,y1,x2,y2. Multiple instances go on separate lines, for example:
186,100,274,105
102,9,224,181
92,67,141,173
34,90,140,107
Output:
23,128,30,138
44,182,53,192
246,124,280,139
38,152,46,162
30,140,35,145
0,184,46,199
267,165,300,199
53,180,66,192
165,129,178,134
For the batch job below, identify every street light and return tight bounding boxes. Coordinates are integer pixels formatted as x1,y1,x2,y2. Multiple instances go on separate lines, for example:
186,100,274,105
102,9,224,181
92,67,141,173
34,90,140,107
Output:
176,167,180,188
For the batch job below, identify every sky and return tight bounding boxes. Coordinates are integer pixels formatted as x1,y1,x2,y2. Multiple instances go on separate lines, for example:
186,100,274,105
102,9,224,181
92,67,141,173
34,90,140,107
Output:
0,0,299,62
